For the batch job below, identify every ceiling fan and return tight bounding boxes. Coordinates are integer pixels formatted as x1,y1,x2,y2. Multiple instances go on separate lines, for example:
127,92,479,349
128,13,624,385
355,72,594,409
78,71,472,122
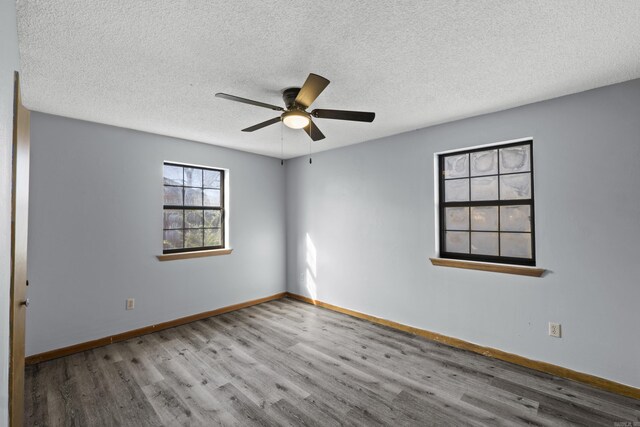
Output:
215,73,375,141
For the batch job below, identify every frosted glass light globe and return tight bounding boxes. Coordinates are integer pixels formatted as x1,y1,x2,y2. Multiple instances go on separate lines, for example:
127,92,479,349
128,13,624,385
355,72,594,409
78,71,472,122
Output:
282,111,310,129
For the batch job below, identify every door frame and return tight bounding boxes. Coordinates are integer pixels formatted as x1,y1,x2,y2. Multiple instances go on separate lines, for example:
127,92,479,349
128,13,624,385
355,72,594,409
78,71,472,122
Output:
9,71,30,427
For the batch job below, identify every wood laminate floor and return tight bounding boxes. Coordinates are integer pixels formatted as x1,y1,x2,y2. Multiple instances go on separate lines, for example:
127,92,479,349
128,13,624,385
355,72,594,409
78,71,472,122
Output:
26,298,640,426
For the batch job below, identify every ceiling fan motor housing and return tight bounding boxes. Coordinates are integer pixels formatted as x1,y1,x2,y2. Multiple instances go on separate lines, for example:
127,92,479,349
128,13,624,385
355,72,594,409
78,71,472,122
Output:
282,87,302,109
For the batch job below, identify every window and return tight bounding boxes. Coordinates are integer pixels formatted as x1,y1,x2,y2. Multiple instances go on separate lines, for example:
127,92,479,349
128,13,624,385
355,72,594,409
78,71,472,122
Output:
163,162,225,253
438,140,535,266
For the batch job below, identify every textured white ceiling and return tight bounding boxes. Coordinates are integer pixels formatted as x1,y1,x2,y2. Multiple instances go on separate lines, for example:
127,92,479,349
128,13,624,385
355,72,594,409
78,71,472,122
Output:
16,1,640,159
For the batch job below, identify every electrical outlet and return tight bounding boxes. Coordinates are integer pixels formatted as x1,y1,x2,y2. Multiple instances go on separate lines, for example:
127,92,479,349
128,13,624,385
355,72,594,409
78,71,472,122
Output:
126,298,135,310
548,322,561,338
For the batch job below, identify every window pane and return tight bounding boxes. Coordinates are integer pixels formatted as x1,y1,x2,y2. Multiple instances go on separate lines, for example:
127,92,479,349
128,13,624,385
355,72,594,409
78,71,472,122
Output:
500,205,531,232
185,209,203,228
184,168,203,187
444,179,469,202
470,149,498,176
163,230,183,250
163,209,183,229
163,165,183,186
500,233,532,258
205,228,222,247
445,207,468,230
203,189,221,207
184,188,203,206
471,176,498,201
500,145,530,173
471,232,499,256
185,229,203,248
439,142,534,265
204,210,222,228
500,173,531,200
163,186,183,205
445,231,469,253
471,206,498,231
444,154,469,179
204,170,221,188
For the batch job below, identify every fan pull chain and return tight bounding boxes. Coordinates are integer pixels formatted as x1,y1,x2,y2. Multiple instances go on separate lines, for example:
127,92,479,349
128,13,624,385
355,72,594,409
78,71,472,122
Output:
309,135,312,164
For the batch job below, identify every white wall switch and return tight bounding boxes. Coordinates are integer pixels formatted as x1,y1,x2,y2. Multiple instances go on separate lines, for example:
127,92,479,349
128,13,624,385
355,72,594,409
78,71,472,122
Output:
548,322,561,338
126,298,135,310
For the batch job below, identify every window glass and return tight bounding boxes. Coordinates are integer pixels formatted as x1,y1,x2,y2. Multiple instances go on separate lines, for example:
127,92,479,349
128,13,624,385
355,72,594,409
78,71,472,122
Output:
439,141,535,265
163,163,225,253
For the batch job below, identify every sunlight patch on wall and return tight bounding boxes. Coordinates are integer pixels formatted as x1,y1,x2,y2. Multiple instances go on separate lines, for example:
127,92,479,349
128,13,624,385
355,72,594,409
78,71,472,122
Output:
305,233,317,300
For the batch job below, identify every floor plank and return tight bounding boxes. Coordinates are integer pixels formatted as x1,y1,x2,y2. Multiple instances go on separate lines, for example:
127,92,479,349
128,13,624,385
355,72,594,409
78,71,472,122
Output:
26,298,640,426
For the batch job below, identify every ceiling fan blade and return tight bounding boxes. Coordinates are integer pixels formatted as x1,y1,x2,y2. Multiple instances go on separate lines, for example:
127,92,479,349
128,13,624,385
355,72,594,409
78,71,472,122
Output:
312,109,375,122
242,117,281,132
303,119,325,141
216,93,284,111
295,73,330,108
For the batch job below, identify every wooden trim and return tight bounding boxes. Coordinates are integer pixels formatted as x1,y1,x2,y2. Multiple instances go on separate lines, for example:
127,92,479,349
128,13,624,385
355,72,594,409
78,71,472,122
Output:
25,292,285,365
156,248,233,261
286,292,640,400
430,257,545,277
9,71,30,427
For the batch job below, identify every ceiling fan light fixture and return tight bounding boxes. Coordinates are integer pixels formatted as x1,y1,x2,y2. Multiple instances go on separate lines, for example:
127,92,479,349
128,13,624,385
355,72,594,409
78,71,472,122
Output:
282,110,310,129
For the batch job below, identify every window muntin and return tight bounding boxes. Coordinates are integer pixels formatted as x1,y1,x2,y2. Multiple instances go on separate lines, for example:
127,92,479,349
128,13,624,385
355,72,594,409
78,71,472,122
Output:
439,141,535,266
163,162,225,253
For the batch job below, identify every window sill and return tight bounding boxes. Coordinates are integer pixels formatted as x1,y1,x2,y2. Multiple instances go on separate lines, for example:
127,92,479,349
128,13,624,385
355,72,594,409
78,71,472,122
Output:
157,248,233,261
429,257,545,277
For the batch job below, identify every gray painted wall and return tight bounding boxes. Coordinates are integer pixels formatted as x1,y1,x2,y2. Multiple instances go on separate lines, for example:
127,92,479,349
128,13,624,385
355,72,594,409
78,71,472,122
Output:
286,79,640,388
0,0,20,424
26,113,286,356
